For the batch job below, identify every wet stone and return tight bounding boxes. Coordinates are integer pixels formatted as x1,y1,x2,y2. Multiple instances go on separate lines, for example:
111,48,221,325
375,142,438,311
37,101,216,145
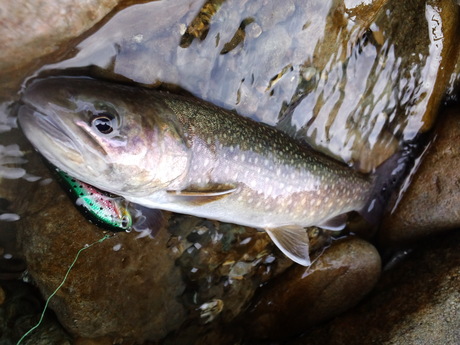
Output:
289,230,460,345
242,237,381,340
0,0,120,94
381,105,460,244
0,280,71,344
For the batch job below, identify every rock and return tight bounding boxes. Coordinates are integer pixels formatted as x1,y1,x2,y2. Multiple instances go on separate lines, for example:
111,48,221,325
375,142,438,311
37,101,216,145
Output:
0,0,120,94
242,237,381,339
381,105,460,244
0,280,71,345
288,230,460,345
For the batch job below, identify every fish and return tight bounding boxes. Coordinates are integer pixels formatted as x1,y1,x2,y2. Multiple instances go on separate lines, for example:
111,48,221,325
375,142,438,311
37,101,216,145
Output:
17,76,398,266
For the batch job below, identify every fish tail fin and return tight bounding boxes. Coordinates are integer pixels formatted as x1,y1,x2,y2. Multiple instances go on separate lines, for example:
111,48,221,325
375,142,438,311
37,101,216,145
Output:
360,144,417,226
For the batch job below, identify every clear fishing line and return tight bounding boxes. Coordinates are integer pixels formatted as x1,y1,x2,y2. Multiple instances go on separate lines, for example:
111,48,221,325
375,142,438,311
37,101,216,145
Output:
16,234,111,345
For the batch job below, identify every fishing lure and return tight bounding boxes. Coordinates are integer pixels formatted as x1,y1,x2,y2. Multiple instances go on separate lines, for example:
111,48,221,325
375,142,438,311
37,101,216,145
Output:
54,167,133,232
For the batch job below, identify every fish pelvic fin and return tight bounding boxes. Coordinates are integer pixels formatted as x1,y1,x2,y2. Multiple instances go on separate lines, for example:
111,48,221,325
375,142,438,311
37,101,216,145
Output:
265,226,311,266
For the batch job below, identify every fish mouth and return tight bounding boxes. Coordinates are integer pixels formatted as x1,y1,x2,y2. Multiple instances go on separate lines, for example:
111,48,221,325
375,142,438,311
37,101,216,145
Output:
18,104,84,165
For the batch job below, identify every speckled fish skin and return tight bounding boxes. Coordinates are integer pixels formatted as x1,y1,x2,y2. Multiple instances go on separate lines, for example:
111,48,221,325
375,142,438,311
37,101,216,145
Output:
18,76,375,266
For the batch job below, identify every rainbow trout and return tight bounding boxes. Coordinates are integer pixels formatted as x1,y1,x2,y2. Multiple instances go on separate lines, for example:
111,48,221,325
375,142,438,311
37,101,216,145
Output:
18,76,392,266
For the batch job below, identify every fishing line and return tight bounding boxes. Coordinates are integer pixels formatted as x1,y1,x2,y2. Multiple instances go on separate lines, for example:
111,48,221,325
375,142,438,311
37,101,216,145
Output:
16,234,111,345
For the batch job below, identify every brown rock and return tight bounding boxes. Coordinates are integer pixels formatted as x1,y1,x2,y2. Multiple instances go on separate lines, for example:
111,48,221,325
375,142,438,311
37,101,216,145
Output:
289,230,460,345
381,105,460,244
243,237,381,339
0,0,119,94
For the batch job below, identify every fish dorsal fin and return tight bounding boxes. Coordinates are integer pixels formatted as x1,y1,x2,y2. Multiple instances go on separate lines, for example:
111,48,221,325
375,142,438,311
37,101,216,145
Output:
265,226,311,266
318,214,348,231
167,183,237,205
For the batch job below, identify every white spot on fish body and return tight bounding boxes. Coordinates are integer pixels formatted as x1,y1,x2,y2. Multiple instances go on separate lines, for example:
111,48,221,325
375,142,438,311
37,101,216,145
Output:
133,34,144,43
266,186,273,195
204,158,210,167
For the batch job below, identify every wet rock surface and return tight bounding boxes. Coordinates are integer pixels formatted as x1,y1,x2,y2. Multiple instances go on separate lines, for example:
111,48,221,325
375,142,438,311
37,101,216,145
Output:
7,0,456,170
0,280,71,345
0,0,119,95
381,105,460,244
242,238,381,340
288,230,460,345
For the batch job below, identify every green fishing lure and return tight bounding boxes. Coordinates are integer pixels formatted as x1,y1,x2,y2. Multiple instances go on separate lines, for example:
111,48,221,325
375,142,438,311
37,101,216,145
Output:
54,168,133,231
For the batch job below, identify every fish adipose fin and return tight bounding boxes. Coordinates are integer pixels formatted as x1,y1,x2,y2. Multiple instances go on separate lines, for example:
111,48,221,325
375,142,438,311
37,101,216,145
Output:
265,226,311,266
167,183,237,205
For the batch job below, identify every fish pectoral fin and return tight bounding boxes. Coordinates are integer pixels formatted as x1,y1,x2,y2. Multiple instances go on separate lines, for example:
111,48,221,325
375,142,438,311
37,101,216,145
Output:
318,214,348,231
166,183,237,205
265,226,311,266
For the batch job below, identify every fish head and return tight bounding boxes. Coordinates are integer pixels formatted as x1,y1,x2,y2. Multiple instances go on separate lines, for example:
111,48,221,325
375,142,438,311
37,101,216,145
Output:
18,76,189,196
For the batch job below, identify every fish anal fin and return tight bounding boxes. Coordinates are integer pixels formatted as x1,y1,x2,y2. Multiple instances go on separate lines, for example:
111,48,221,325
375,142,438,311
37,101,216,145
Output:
265,226,311,266
167,183,237,205
318,214,348,231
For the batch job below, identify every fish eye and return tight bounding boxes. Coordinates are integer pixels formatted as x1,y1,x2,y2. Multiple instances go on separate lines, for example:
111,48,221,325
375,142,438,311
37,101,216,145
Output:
91,113,115,134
